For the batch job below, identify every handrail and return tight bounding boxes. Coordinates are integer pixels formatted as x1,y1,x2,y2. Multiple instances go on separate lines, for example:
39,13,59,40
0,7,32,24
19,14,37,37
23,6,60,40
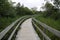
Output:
32,21,51,40
0,16,30,40
8,16,30,40
32,17,60,38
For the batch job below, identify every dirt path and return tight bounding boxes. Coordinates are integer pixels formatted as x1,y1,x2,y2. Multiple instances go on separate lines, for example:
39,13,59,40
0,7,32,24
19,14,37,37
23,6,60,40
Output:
16,18,40,40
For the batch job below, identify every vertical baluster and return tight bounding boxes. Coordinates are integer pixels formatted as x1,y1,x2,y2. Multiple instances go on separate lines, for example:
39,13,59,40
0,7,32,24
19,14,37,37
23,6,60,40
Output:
43,28,46,40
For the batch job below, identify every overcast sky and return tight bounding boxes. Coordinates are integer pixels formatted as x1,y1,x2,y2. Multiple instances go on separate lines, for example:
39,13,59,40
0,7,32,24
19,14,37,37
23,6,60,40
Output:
11,0,52,11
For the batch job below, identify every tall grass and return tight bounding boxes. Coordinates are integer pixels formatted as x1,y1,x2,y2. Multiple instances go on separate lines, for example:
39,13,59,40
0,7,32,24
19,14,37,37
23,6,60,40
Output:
0,16,20,32
34,15,60,40
35,15,60,31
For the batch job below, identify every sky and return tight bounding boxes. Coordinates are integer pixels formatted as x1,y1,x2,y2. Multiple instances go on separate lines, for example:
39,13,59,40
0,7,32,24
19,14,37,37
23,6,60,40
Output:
11,0,52,11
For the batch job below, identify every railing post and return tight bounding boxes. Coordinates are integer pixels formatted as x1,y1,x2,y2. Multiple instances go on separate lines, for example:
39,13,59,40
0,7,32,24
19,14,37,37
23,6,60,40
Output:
43,28,46,40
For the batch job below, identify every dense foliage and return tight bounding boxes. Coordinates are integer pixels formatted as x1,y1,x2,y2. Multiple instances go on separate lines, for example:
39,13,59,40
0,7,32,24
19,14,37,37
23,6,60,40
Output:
41,1,60,20
0,0,33,18
0,0,33,32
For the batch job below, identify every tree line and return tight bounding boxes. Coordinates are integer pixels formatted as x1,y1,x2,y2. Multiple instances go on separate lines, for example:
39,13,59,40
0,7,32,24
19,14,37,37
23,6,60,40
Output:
0,0,60,20
40,0,60,20
0,0,33,18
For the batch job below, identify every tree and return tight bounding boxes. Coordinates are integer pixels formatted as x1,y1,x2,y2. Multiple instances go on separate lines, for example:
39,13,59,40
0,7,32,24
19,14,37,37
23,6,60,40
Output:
16,3,33,16
0,0,16,18
53,0,60,9
16,3,21,15
42,1,60,20
24,7,33,15
53,0,60,19
0,0,9,17
31,7,37,14
42,2,54,17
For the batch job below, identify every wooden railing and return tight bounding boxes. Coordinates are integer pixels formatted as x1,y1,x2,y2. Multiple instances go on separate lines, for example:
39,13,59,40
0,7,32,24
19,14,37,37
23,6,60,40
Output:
32,17,60,40
0,16,30,40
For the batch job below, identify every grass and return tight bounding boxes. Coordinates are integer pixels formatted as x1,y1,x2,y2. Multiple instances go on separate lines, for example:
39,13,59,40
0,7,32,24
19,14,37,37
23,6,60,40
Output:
0,16,20,32
35,15,60,31
1,19,20,40
34,15,60,40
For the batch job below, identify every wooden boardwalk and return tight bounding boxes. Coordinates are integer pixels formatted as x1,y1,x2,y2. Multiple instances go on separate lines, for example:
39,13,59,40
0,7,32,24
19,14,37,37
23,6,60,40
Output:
16,18,40,40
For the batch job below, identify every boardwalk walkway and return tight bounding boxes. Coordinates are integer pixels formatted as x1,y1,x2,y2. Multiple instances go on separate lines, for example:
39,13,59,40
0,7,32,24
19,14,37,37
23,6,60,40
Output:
16,18,40,40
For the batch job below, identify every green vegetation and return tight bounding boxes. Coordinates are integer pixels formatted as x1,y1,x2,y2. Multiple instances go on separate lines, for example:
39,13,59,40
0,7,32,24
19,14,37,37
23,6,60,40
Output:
34,0,60,31
0,16,20,32
33,0,60,40
34,15,60,40
0,0,60,40
0,0,33,32
35,15,60,31
1,16,21,40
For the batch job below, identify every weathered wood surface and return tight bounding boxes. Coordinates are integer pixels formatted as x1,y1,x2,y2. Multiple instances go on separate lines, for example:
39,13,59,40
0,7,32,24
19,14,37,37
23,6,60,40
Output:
16,18,40,40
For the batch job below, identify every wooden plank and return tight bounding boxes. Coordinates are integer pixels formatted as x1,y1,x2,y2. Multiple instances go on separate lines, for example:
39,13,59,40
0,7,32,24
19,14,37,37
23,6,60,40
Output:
32,18,60,37
32,21,51,40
